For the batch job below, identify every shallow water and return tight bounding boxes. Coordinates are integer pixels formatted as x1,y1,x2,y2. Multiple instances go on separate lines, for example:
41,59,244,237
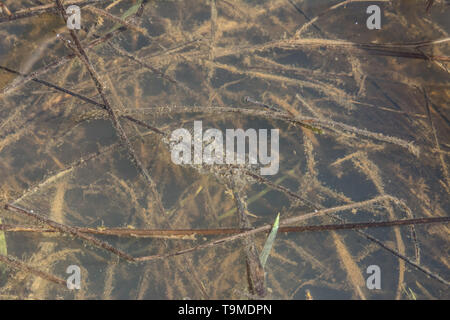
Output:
0,0,448,299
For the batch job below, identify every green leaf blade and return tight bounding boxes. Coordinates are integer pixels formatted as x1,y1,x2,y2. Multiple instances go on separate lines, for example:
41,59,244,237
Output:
107,0,143,34
259,213,280,268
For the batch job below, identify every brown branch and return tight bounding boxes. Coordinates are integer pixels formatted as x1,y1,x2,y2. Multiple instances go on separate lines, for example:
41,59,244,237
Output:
0,254,66,287
4,204,134,261
361,47,449,62
0,216,447,237
135,195,393,262
232,183,266,298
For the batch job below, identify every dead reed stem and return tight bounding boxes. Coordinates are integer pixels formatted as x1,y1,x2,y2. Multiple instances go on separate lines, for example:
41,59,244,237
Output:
329,213,449,286
0,254,66,286
4,203,135,261
422,88,450,191
135,195,394,262
231,182,266,298
0,216,447,237
55,0,165,216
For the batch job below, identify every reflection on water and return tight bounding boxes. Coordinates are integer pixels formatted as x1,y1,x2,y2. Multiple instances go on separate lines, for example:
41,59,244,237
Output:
0,0,448,299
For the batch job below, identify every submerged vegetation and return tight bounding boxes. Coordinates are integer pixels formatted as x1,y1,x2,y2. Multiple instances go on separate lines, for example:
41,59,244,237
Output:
0,0,448,299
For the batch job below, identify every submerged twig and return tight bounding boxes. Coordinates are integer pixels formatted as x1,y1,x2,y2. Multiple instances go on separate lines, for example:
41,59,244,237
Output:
231,182,266,298
0,254,66,286
107,42,178,85
1,216,447,237
135,195,394,261
422,88,450,191
122,105,420,155
4,204,134,261
329,213,449,286
55,0,165,216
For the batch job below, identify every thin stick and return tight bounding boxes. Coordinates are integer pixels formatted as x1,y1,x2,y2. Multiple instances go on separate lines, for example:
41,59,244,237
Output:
135,195,392,261
287,0,323,35
232,183,266,298
244,169,317,208
423,88,449,190
123,106,420,156
4,204,134,261
0,65,165,136
329,213,450,286
0,65,105,107
0,254,66,286
55,0,165,216
360,47,448,61
1,216,447,237
107,42,178,85
85,5,147,35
